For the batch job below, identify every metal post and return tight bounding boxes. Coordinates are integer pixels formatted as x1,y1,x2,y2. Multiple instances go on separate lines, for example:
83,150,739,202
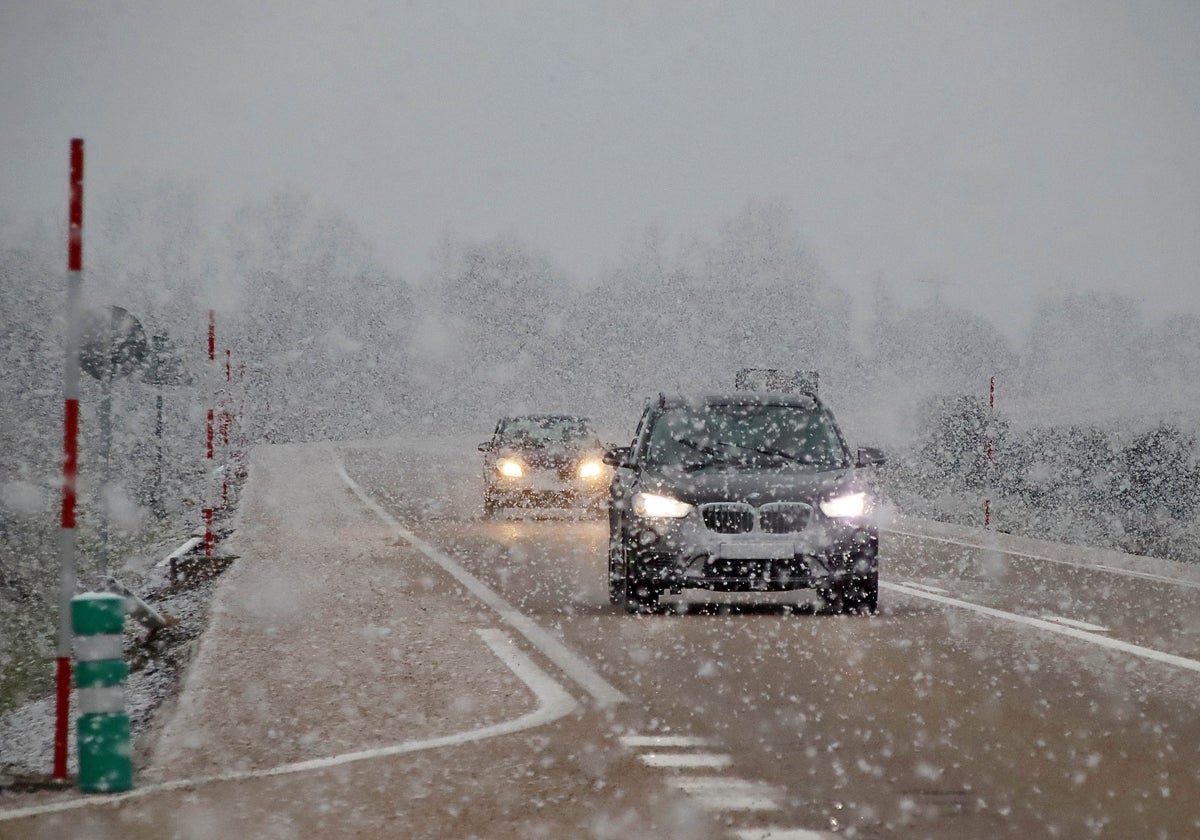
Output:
55,138,84,779
204,310,215,556
222,348,231,505
985,375,995,529
151,390,164,518
98,378,112,579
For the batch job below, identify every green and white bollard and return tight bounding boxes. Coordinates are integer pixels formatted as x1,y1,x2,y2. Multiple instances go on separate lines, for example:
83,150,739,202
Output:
71,592,133,792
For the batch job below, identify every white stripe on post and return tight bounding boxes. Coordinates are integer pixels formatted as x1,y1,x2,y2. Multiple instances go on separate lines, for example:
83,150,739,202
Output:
74,634,125,662
77,686,126,715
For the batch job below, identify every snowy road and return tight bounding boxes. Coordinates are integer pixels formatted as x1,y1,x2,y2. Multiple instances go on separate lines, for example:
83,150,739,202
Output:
3,437,1198,839
337,437,1200,838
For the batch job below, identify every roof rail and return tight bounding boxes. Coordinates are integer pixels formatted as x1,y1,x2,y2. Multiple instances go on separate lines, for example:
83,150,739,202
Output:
734,368,819,397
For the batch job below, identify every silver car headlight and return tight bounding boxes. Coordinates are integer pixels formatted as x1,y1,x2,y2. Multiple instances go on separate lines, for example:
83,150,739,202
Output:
633,492,693,518
497,458,524,478
578,459,604,480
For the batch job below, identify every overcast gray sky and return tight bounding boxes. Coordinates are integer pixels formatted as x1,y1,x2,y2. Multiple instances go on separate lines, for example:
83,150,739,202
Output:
3,1,1198,332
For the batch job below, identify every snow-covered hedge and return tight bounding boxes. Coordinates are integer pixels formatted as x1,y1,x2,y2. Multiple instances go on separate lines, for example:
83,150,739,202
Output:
880,396,1200,563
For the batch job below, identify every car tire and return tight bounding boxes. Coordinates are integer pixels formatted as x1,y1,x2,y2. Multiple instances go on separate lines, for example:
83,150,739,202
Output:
483,491,500,519
623,581,659,614
623,574,660,614
607,541,624,606
612,538,659,613
820,573,877,615
815,582,845,615
845,571,879,615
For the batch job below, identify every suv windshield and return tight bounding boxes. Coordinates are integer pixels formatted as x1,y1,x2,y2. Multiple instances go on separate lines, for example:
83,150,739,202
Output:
643,403,847,470
499,416,595,446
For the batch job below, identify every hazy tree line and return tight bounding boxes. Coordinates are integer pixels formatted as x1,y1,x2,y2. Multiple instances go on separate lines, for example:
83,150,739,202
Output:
3,180,1198,707
887,397,1200,562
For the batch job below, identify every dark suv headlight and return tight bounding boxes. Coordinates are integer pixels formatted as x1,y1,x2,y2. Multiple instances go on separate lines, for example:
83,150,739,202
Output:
633,492,693,518
819,492,868,518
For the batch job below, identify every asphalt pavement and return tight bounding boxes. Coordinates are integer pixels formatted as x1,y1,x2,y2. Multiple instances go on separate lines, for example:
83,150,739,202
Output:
3,437,1198,839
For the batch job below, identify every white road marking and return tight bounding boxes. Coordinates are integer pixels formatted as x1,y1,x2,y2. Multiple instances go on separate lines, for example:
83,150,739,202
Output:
899,580,949,594
882,582,1200,673
1041,614,1109,633
620,734,714,748
336,458,629,706
886,528,1200,590
1093,562,1200,587
0,629,576,822
731,829,836,840
640,752,733,769
620,736,837,838
666,776,782,811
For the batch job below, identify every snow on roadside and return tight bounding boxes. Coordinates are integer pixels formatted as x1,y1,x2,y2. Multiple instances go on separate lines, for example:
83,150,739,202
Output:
0,528,236,785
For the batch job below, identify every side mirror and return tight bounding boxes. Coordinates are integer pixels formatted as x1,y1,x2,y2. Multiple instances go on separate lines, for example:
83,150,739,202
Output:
856,446,886,468
478,441,493,453
603,445,633,468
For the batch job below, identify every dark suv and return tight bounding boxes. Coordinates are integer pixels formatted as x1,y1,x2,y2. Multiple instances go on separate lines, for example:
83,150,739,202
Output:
604,393,884,613
480,414,609,516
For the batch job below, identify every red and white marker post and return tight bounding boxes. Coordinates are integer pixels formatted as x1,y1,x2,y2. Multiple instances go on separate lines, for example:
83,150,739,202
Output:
55,139,85,779
205,310,215,556
222,349,231,505
985,375,995,529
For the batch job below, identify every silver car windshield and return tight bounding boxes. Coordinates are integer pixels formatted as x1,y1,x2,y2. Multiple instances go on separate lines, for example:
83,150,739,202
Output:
499,416,595,445
644,404,847,470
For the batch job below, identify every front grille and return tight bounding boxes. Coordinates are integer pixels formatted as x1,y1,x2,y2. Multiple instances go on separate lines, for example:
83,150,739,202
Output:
701,503,754,534
759,502,813,534
703,558,772,579
699,501,814,534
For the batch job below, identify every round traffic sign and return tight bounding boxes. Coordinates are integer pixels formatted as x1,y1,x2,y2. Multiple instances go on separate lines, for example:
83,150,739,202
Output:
79,305,148,382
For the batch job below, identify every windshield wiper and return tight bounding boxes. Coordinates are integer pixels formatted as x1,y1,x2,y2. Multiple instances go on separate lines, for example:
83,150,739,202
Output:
747,445,806,463
711,439,806,465
675,437,744,471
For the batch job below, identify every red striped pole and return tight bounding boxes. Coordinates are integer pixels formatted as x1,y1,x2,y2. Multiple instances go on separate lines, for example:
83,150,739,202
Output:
985,375,995,529
55,139,85,779
205,310,215,556
222,349,230,504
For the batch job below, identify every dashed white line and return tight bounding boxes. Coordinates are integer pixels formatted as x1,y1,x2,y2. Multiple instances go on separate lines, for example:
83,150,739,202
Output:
639,752,733,769
731,829,837,840
621,733,838,839
882,581,1200,673
619,734,714,748
666,776,782,811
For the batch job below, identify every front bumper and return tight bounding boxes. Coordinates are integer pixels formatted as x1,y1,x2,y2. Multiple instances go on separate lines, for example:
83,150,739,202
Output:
623,511,877,592
487,471,607,507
